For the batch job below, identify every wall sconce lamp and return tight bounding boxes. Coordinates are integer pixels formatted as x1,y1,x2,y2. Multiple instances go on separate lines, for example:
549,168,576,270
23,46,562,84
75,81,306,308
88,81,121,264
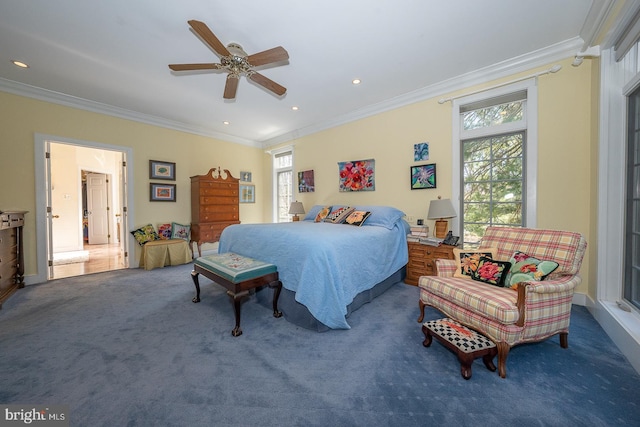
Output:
427,196,456,238
288,201,305,222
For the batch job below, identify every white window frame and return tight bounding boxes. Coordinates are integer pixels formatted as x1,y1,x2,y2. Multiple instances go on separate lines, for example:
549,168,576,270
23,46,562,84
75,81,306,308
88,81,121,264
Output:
597,45,640,373
451,79,538,237
271,146,295,223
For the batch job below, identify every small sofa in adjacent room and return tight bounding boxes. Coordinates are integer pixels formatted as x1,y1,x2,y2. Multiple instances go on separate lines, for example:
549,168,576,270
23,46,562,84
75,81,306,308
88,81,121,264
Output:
418,226,587,378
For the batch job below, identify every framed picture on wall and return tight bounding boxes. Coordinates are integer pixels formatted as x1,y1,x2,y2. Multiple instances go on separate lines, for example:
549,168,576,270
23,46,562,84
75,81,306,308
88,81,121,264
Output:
149,160,176,180
150,183,176,201
410,163,437,189
240,184,255,203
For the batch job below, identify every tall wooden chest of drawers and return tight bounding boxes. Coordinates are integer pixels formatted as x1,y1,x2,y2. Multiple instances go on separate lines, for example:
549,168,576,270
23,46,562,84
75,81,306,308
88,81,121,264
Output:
405,241,456,286
190,168,240,257
0,211,27,308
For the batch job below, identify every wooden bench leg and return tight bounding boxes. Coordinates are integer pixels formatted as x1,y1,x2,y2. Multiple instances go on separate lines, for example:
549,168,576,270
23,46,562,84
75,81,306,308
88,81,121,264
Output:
190,270,201,303
228,290,249,337
270,280,283,318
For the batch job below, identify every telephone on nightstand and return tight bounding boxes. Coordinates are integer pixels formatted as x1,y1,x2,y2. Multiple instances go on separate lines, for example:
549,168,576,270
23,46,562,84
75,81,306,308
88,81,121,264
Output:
442,231,459,246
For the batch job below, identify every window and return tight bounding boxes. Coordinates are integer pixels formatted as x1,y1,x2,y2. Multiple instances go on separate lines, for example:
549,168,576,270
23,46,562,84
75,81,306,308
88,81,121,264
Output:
625,86,640,310
273,149,293,222
453,82,537,247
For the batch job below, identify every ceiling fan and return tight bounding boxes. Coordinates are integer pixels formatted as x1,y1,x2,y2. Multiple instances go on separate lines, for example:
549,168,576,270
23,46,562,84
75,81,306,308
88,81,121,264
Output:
169,20,289,100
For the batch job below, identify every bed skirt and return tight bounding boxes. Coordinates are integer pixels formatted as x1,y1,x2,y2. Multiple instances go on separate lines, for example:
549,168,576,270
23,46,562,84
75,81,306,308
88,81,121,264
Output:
254,266,406,332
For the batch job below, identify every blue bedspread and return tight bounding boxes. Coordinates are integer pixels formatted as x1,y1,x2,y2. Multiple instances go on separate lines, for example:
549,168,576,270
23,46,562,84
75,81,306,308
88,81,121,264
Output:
218,220,408,329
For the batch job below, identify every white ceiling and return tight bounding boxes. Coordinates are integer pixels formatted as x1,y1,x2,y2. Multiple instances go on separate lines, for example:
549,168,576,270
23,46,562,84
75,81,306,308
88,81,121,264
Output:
0,0,618,147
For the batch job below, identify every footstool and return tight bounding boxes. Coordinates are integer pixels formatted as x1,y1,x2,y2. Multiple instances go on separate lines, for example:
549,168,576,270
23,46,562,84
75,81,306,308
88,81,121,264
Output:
422,318,497,379
191,252,283,336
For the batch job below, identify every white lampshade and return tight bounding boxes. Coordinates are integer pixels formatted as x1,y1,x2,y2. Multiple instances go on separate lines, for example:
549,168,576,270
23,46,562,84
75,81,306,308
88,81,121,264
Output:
288,201,305,215
427,198,456,220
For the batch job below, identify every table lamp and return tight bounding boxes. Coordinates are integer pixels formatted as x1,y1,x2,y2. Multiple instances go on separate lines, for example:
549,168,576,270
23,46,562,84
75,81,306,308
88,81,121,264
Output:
288,201,305,222
427,197,456,238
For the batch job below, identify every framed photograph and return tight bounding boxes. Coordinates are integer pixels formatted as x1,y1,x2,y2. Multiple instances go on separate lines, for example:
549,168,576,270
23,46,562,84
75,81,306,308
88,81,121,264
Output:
298,170,315,193
410,163,437,189
240,171,252,182
239,184,255,203
338,159,375,192
150,183,176,202
149,160,176,180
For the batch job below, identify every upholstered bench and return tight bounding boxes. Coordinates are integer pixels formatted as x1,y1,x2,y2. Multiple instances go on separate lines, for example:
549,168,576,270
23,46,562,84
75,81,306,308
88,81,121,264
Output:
191,252,283,336
422,318,497,379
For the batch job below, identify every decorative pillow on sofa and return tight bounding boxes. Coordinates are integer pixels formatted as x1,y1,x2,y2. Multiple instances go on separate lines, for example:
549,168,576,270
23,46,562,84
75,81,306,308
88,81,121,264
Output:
453,248,498,279
470,256,512,287
505,251,559,288
344,210,371,226
171,222,191,241
314,206,332,222
157,223,172,240
131,224,159,246
324,206,355,224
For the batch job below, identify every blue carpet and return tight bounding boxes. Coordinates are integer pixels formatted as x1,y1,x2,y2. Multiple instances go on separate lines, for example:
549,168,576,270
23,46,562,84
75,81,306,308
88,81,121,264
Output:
0,264,639,426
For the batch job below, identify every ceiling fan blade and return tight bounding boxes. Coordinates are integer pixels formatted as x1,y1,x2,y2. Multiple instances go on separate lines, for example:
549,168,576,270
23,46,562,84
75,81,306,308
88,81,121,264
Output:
188,19,231,57
246,46,289,67
249,73,287,96
168,63,222,71
223,75,239,99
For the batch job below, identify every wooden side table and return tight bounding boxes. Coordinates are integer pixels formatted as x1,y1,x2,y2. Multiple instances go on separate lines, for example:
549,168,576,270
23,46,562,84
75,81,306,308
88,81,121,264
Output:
405,242,456,286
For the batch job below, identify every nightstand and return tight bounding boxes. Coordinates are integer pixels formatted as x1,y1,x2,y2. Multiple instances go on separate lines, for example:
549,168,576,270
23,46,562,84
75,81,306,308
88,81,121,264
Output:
405,241,457,286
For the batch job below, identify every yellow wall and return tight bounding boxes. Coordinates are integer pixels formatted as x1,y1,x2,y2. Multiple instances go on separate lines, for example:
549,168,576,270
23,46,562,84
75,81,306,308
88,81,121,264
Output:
1,56,597,297
271,57,595,295
0,92,266,276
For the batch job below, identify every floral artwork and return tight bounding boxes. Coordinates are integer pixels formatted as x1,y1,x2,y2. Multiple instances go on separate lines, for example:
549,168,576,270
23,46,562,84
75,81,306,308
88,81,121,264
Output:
410,163,436,189
414,142,429,161
298,170,315,192
338,159,375,192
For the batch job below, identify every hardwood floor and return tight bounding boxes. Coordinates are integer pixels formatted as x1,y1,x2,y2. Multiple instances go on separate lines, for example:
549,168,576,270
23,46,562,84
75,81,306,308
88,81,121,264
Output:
53,243,126,279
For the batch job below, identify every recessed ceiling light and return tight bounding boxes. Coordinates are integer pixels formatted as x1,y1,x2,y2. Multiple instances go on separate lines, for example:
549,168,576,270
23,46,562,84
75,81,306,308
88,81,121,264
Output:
352,79,361,85
223,121,230,125
291,106,299,111
11,60,29,68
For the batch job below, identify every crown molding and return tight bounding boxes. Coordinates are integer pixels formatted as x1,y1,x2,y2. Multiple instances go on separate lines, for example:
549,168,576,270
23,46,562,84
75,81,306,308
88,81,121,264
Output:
0,36,585,151
261,37,584,148
0,78,261,148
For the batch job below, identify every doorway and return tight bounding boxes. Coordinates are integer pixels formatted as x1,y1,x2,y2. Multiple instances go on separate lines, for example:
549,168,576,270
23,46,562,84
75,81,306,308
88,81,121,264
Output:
34,134,134,283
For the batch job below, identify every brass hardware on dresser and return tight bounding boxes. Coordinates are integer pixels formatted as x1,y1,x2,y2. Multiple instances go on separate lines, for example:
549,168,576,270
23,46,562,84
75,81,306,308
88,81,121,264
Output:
190,168,240,258
0,211,27,308
405,241,456,286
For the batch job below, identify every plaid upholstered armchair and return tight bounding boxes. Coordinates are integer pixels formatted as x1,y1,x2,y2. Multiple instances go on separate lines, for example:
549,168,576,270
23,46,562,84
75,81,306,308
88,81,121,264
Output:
417,226,587,378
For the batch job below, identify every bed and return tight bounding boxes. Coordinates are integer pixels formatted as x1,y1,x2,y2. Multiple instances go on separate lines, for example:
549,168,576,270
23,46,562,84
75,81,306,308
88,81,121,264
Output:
217,205,409,331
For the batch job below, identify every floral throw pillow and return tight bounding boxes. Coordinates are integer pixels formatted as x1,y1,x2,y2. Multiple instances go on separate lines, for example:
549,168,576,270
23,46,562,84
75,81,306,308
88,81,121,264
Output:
130,224,159,246
470,256,512,287
452,248,498,279
505,251,559,288
171,222,191,241
314,206,332,222
157,223,172,240
344,210,371,226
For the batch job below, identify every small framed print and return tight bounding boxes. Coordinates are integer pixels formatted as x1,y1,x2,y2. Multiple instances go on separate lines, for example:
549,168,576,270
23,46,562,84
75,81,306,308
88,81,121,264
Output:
149,160,176,180
240,171,252,182
150,183,176,202
239,184,255,203
410,163,437,190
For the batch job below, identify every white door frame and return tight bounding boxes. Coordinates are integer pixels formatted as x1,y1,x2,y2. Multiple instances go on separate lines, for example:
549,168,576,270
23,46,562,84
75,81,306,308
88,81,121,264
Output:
33,133,135,285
